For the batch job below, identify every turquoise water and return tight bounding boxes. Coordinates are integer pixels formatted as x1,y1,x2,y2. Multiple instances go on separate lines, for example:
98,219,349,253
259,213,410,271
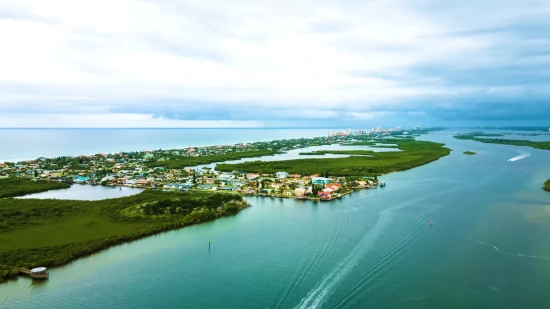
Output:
2,131,550,308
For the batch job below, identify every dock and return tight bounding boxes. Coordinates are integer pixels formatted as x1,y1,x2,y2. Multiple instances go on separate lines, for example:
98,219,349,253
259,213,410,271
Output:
0,264,49,279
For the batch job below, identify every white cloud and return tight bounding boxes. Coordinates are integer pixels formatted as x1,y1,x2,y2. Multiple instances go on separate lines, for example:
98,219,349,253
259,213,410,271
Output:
1,0,549,126
0,113,264,128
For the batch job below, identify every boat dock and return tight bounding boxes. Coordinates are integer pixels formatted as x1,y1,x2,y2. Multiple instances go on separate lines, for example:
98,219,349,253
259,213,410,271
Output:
0,264,49,279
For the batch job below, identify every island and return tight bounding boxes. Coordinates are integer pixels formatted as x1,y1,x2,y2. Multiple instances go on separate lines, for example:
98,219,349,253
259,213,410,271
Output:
544,179,550,192
216,138,450,176
454,133,550,151
463,151,476,155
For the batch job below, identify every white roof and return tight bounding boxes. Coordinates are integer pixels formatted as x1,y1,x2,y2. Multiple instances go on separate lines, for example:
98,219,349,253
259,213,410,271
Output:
30,267,47,273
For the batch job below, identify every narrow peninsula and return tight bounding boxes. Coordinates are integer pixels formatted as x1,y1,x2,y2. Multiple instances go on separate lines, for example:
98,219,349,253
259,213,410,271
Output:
0,185,249,282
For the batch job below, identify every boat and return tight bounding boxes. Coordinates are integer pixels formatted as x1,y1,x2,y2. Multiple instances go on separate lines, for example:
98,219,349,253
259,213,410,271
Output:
380,181,386,187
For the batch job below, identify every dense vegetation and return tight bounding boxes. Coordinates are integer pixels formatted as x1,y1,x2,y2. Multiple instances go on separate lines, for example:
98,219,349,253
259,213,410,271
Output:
144,150,281,169
0,190,248,281
0,178,70,198
544,179,550,192
216,139,450,176
463,151,476,155
454,134,550,151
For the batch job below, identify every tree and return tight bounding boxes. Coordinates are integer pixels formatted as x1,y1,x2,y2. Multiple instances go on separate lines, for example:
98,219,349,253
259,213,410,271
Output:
34,170,38,177
193,171,197,184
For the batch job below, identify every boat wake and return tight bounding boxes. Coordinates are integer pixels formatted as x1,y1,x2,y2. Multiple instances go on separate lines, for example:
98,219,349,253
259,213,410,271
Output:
508,150,530,162
292,187,472,309
431,221,550,261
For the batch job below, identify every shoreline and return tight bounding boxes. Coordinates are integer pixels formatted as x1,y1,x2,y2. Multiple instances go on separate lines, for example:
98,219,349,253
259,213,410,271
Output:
0,190,251,282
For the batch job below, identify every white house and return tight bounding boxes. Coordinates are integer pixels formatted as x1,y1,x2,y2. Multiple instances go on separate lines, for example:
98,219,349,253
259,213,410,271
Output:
276,171,289,179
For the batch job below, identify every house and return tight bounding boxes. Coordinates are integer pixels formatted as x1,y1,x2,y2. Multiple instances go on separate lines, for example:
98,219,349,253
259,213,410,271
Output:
289,174,301,179
217,173,235,183
312,177,330,185
325,183,342,191
246,173,260,180
295,188,307,197
137,179,150,186
283,190,293,196
220,186,239,191
318,192,331,200
356,180,367,187
73,176,89,183
198,184,214,190
276,172,289,179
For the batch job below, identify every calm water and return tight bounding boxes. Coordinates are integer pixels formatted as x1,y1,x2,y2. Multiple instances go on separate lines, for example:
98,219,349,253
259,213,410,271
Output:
15,185,143,201
0,128,331,162
1,130,550,308
190,144,400,170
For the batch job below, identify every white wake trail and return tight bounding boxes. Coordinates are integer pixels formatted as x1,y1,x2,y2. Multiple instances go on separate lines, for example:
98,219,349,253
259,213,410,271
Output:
508,150,530,162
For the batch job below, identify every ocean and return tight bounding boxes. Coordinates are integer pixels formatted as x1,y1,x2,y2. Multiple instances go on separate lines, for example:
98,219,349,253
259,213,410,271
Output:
0,128,330,162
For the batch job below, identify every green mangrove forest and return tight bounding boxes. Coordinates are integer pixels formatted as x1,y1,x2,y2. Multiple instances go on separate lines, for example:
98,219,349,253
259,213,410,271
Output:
216,139,450,176
0,190,249,282
144,150,280,169
544,179,550,192
454,133,550,151
0,178,70,199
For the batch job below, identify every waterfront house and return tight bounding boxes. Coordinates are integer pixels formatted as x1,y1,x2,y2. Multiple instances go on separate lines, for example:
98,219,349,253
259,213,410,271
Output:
295,188,307,197
73,176,89,184
318,192,331,200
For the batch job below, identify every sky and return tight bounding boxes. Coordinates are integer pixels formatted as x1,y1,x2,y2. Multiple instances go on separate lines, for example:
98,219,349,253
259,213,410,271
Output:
1,0,549,128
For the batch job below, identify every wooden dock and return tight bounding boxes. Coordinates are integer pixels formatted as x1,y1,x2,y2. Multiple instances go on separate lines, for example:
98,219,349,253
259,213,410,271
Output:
0,264,49,279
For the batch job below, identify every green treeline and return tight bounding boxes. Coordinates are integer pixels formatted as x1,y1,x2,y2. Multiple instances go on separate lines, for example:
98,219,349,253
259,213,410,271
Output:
0,266,19,282
454,134,550,151
0,190,249,281
216,139,450,176
544,179,550,192
0,178,70,198
144,150,281,169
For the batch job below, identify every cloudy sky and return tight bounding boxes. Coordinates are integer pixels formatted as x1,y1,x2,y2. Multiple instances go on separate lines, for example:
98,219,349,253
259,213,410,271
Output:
1,0,549,128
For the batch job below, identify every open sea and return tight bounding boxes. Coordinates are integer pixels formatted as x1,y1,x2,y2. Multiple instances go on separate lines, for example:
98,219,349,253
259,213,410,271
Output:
1,128,550,309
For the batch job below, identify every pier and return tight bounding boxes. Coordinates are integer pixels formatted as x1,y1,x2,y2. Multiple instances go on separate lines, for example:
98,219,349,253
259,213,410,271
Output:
0,264,49,279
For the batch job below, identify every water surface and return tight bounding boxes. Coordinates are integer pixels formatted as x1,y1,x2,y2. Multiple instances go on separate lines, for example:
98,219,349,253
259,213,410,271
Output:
16,185,143,200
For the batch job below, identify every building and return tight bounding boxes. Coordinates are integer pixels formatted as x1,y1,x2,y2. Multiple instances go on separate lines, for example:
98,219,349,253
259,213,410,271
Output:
276,171,289,179
295,187,307,197
312,177,330,185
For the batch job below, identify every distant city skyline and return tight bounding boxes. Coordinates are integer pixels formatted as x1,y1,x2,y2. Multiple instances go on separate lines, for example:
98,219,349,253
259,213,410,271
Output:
1,0,549,128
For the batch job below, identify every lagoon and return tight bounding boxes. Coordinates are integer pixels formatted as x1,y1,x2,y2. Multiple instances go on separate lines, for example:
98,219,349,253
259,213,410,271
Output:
16,185,143,201
189,143,400,170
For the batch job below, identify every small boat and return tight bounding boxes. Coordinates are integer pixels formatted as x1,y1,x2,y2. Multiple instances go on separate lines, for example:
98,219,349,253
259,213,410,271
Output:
380,181,386,187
